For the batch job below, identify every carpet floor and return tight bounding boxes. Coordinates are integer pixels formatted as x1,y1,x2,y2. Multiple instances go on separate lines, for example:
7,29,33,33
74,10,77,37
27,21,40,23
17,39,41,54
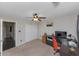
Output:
3,39,60,56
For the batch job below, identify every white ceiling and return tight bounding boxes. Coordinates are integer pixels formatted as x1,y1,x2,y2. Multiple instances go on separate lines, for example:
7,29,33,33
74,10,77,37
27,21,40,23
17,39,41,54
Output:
0,2,79,19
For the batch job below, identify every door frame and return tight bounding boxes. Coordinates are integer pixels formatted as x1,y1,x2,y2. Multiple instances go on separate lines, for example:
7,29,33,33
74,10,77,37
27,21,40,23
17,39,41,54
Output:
2,20,16,47
77,15,79,47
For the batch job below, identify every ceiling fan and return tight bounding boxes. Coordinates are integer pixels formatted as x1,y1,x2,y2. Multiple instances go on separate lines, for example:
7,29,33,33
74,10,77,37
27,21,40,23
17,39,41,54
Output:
26,13,46,21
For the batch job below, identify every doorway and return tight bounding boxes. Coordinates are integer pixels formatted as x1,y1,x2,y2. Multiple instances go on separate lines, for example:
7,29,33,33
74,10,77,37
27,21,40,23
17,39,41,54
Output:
3,21,15,51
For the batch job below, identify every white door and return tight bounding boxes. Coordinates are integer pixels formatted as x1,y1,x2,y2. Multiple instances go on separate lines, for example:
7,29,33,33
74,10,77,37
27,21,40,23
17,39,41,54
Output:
25,24,38,42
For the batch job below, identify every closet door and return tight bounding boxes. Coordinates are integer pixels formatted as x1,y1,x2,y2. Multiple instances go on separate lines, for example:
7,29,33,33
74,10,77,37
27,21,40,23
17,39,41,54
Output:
77,15,79,47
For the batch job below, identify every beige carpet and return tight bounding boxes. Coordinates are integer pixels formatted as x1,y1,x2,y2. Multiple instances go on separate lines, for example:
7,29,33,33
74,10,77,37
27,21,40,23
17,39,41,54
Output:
3,39,60,56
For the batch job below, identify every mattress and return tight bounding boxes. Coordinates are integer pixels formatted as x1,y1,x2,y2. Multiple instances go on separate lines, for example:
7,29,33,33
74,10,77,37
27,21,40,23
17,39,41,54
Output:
3,39,60,56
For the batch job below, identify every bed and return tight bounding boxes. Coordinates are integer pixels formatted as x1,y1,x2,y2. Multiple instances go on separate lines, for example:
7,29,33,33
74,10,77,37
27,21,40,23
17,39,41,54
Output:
3,39,60,56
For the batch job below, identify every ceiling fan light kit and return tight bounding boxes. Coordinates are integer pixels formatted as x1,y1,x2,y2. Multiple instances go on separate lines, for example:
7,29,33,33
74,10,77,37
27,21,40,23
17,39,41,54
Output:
32,17,39,21
26,13,46,22
32,13,39,21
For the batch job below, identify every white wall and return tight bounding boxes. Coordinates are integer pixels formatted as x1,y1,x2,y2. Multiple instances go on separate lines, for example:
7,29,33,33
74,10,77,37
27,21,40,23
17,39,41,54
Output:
2,18,38,47
38,15,77,40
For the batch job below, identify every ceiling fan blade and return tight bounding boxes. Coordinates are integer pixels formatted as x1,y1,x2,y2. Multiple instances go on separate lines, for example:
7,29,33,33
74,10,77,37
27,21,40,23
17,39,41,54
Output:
38,19,42,21
25,17,32,18
39,17,46,19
